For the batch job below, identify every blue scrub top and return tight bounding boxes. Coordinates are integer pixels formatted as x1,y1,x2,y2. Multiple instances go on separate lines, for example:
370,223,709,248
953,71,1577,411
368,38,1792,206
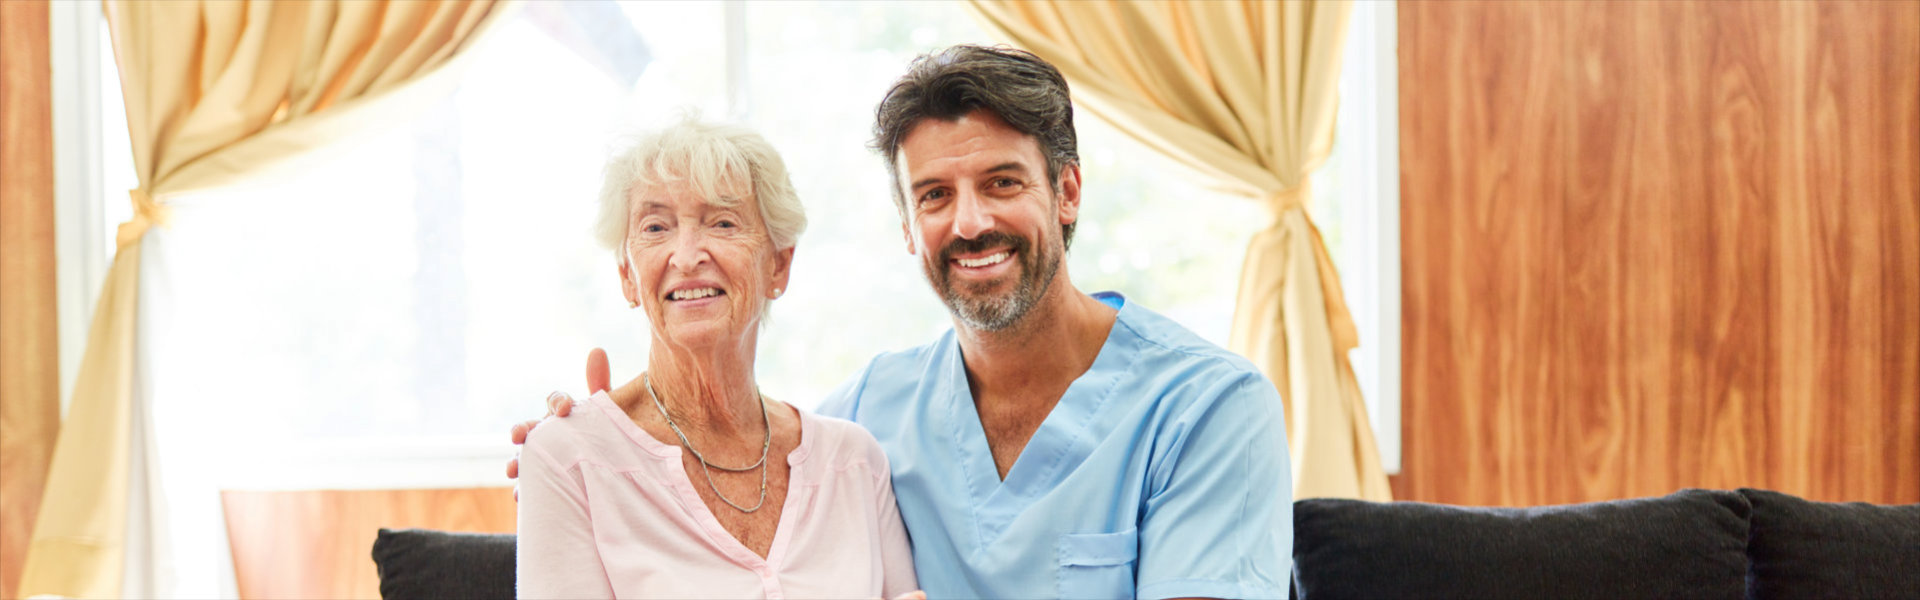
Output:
819,292,1292,600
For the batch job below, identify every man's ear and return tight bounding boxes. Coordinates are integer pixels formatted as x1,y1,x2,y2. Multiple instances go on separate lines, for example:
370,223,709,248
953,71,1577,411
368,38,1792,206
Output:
900,210,917,256
769,246,795,297
1056,163,1083,226
617,257,639,307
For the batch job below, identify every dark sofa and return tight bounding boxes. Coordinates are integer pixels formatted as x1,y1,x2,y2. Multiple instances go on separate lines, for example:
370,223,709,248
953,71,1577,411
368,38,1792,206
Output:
372,488,1918,599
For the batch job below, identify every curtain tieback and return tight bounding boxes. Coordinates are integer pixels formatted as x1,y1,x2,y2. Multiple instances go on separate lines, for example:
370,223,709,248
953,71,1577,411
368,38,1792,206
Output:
116,188,169,249
1266,184,1310,213
1265,183,1361,355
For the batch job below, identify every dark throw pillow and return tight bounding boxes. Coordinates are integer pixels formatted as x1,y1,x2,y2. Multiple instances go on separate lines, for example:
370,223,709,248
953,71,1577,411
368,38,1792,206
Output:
1741,488,1920,600
371,528,516,600
1292,489,1752,600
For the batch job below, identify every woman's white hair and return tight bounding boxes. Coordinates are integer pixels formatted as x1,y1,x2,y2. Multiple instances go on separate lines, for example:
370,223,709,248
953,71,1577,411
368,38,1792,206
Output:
594,114,807,258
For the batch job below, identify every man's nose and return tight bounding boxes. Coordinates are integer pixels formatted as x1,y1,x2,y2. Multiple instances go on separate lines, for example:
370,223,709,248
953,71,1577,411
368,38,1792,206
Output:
668,229,710,272
950,188,994,240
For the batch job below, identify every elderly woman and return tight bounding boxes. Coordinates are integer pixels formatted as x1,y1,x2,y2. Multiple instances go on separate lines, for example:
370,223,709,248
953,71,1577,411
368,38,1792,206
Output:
515,116,917,599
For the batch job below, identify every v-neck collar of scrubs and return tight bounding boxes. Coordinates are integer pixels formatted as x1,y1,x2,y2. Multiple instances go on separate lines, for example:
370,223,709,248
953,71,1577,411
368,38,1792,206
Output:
941,292,1141,546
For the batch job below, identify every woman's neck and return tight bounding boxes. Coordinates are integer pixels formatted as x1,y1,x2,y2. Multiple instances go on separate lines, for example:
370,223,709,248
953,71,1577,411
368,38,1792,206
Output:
643,342,764,438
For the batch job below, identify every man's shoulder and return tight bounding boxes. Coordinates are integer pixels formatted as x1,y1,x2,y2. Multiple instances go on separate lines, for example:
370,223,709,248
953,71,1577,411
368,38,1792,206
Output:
865,336,950,378
1090,298,1283,440
1111,299,1267,385
816,331,955,422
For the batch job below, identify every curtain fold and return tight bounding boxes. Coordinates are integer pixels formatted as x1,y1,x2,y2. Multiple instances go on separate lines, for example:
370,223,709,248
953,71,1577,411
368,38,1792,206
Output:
965,0,1390,501
18,2,515,597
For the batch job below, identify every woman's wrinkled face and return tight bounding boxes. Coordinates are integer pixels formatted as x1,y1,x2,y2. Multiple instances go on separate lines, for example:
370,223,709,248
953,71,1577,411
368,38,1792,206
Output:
619,177,792,352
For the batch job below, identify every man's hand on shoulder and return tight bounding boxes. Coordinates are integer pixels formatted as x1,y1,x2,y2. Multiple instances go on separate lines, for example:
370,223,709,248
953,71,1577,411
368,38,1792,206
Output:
507,348,612,485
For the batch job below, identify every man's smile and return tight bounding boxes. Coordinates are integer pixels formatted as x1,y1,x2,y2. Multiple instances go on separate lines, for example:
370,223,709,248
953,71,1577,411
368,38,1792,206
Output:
954,251,1010,268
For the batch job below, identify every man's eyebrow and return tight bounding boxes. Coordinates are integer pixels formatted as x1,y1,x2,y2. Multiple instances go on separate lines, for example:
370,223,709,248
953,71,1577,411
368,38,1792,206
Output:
983,162,1028,175
910,162,1032,191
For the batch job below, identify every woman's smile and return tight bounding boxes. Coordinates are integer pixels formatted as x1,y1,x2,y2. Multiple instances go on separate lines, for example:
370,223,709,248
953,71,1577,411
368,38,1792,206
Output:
664,280,730,307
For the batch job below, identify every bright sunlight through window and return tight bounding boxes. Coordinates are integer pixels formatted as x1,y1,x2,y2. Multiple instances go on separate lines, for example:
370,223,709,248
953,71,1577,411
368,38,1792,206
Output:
100,1,1303,488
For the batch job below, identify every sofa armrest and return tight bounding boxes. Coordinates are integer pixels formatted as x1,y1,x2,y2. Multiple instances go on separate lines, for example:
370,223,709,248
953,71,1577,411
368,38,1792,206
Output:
371,528,516,599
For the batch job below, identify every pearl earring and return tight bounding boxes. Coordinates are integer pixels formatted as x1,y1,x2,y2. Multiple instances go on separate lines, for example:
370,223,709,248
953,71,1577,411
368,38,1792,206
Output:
772,288,783,298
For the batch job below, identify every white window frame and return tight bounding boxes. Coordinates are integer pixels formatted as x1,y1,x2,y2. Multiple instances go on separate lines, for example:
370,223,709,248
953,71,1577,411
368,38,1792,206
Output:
1322,0,1402,474
50,0,107,419
1355,0,1402,474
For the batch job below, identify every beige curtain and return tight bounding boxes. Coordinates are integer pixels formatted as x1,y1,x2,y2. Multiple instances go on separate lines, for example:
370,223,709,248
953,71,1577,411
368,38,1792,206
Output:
19,2,514,597
966,0,1390,501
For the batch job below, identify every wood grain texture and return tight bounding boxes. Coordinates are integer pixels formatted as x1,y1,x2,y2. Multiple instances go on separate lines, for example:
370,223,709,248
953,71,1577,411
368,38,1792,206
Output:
1398,0,1570,506
0,1,62,597
221,488,517,600
1397,0,1919,506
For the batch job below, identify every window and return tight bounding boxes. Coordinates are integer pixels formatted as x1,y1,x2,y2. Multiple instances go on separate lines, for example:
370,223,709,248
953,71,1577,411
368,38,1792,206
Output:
1309,0,1401,472
72,1,1274,490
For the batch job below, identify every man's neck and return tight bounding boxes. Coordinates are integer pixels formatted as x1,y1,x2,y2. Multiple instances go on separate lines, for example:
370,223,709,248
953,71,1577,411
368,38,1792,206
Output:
954,278,1119,406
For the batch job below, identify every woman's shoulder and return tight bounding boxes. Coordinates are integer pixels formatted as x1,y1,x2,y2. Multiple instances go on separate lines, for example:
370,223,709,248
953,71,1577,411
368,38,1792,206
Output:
797,408,891,475
522,392,633,461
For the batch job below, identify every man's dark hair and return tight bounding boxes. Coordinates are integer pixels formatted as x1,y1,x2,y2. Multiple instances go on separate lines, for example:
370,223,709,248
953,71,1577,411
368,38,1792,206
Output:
871,44,1079,248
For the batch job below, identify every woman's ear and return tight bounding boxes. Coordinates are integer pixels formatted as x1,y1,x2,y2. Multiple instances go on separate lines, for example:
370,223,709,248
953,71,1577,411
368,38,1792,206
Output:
617,257,639,308
769,246,795,298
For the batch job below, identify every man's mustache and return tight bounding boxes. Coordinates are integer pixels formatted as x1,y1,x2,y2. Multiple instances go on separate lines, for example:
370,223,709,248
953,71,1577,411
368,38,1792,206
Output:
939,232,1029,267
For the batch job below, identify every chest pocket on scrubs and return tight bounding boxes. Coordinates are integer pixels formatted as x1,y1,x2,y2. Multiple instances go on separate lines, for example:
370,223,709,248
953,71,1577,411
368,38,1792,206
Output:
1057,528,1138,599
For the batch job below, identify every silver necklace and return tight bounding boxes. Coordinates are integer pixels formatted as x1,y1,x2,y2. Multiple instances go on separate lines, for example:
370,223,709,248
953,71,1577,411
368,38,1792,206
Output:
645,373,771,513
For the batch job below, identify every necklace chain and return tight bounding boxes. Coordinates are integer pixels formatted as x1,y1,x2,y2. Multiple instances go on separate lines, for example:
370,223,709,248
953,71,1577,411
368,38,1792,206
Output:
645,373,771,513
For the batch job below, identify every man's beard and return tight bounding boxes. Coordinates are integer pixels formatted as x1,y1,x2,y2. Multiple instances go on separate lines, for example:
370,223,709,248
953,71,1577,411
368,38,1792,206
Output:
928,229,1062,332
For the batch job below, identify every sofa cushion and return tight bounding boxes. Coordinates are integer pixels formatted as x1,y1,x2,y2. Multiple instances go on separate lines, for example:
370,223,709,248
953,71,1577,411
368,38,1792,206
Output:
1292,489,1751,600
371,528,516,600
1741,488,1920,600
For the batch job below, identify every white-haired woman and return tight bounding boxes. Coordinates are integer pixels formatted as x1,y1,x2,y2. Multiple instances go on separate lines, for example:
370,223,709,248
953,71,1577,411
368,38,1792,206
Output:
515,116,918,599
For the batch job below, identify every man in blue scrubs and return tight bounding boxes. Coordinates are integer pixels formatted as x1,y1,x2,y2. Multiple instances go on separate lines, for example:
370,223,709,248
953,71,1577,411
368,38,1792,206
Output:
828,45,1293,600
514,45,1292,599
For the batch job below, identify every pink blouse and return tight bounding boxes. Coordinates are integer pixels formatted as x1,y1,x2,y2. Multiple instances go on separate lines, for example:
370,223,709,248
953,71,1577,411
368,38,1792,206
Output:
517,391,917,599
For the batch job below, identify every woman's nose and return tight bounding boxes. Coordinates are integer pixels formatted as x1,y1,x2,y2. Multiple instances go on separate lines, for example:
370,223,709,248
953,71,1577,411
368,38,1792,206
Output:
950,189,994,240
668,229,710,272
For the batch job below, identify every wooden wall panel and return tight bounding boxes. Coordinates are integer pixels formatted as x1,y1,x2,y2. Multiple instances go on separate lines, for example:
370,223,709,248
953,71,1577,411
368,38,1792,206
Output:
1765,0,1920,503
1558,0,1783,503
0,1,62,598
222,488,517,600
1397,0,1570,506
1397,0,1920,507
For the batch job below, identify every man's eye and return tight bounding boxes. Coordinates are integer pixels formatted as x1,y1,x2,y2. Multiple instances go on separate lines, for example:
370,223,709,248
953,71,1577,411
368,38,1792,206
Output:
920,189,948,203
992,177,1018,188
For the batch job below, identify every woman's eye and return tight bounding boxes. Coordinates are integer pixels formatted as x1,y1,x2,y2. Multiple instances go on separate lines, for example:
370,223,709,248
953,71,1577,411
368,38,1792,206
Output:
715,220,737,229
642,223,667,233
